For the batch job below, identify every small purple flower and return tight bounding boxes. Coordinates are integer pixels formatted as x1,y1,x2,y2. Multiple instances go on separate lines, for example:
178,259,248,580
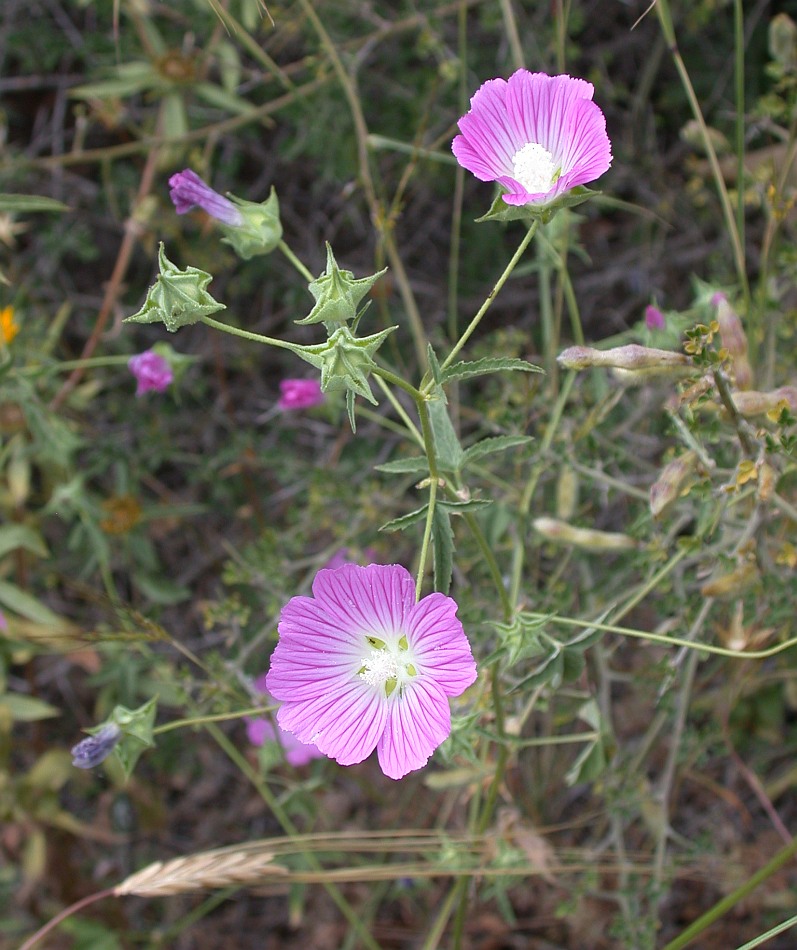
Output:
168,169,243,228
645,305,666,331
266,563,478,780
128,350,173,396
452,70,612,207
71,722,121,769
278,378,325,411
246,676,323,767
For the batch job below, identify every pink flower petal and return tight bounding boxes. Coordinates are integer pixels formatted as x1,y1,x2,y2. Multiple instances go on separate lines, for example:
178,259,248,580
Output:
377,679,452,780
406,594,478,696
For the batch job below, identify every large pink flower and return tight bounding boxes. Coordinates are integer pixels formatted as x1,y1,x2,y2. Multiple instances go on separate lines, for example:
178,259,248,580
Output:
246,675,323,767
266,564,477,780
452,70,612,207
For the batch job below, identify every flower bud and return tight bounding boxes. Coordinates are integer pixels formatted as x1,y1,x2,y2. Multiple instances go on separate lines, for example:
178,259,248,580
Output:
128,349,173,396
125,243,225,332
644,305,666,331
557,344,693,378
292,324,396,404
297,244,388,327
278,378,325,411
71,722,122,769
169,169,243,227
770,13,797,73
649,450,699,518
533,516,638,551
712,292,752,389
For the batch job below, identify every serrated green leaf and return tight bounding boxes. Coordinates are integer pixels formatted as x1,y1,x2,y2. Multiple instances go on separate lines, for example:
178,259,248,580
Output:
427,392,464,473
374,456,429,475
427,344,443,385
437,498,493,514
0,524,49,560
379,504,429,533
461,435,534,467
432,505,454,594
0,194,69,214
440,357,542,384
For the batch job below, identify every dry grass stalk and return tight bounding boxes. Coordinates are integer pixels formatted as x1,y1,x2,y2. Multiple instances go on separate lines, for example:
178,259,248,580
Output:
115,847,288,897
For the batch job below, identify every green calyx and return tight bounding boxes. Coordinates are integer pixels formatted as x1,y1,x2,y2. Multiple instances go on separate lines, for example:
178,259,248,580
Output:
125,243,225,332
292,324,396,404
221,187,282,260
297,243,387,326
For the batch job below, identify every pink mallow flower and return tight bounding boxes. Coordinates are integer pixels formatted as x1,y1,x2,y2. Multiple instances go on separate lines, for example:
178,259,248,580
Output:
266,563,477,780
246,675,323,767
645,305,666,331
168,169,243,227
278,378,325,411
128,350,173,396
452,70,612,207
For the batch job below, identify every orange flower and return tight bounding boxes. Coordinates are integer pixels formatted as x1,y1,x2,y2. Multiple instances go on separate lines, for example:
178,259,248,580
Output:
0,306,19,344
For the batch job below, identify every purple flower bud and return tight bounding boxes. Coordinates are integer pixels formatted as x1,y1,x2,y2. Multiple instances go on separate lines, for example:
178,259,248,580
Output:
71,722,121,769
128,350,173,396
278,378,325,411
644,305,665,331
168,169,244,228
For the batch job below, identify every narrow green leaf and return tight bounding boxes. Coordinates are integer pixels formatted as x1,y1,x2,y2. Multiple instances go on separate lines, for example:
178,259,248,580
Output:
427,344,443,385
441,357,543,384
437,498,493,515
432,506,454,594
374,456,429,475
461,434,534,467
0,524,49,560
194,81,260,117
0,580,65,626
0,194,69,214
2,693,60,722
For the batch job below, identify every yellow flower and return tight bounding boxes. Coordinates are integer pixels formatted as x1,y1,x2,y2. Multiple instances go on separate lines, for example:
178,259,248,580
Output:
0,306,19,344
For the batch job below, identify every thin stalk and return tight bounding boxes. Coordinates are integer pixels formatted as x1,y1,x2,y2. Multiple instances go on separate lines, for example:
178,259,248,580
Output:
438,221,539,376
447,0,468,343
152,706,272,735
733,0,745,259
654,0,749,305
414,397,440,599
734,912,797,950
206,723,382,950
19,889,115,950
200,315,302,351
662,834,797,950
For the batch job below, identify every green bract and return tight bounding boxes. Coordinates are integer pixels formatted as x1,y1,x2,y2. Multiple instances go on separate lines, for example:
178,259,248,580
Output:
222,187,282,259
292,324,396,403
126,243,225,332
297,243,387,326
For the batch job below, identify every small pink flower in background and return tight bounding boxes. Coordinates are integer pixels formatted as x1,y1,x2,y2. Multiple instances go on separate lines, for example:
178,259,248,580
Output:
168,169,244,228
278,378,325,411
645,305,666,331
452,70,612,207
266,563,477,780
128,350,173,396
246,675,322,767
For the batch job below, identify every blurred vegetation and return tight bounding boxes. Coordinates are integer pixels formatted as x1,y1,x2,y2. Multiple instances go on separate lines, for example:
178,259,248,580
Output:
3,1,797,948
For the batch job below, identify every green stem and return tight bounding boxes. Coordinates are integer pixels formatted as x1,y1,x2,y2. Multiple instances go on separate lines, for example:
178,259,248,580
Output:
437,221,539,376
278,240,314,283
733,0,745,264
662,835,797,950
414,397,440,599
734,912,797,950
153,706,272,735
200,315,300,352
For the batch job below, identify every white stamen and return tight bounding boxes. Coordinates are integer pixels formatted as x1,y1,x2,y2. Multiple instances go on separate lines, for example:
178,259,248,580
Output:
511,142,556,194
359,649,400,687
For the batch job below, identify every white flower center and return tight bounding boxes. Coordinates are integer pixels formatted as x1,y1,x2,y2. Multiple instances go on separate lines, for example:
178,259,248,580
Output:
358,635,418,697
511,142,557,194
359,649,400,687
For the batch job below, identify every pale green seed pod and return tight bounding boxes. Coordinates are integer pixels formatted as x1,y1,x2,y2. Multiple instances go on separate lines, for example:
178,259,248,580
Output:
558,344,693,380
555,466,579,521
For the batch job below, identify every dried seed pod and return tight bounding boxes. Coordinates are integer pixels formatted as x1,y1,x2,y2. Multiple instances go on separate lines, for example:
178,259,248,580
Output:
700,560,759,599
712,293,753,389
555,466,579,521
650,450,699,518
558,344,693,374
729,386,797,417
533,516,638,551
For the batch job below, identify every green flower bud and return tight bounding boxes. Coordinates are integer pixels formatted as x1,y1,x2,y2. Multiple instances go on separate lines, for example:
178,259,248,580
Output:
221,188,283,260
291,324,396,404
297,243,388,326
126,244,225,332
